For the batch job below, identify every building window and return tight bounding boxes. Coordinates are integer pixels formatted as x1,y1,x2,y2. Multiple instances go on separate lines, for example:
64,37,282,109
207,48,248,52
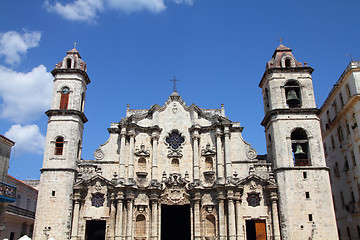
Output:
138,158,146,172
337,126,344,143
26,199,30,210
324,142,328,156
346,121,351,136
326,110,331,125
16,194,21,207
166,130,185,149
308,214,313,222
346,84,351,100
353,113,358,129
285,58,291,68
347,226,352,240
66,58,72,68
305,192,310,199
205,215,216,238
334,162,340,177
303,171,307,179
340,191,345,207
351,150,356,167
55,137,64,155
264,88,270,110
135,214,146,238
81,92,85,112
331,135,335,150
60,87,70,110
291,128,310,166
332,101,338,114
340,93,345,108
285,81,301,108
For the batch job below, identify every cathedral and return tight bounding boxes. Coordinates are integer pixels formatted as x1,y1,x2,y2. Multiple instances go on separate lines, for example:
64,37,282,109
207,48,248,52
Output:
33,45,338,240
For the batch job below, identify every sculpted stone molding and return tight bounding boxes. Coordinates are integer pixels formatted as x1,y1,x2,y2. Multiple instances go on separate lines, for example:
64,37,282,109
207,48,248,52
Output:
134,144,150,157
94,148,104,160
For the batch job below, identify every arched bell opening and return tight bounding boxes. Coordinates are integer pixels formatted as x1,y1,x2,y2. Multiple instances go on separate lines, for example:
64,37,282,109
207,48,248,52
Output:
291,128,311,166
285,81,301,108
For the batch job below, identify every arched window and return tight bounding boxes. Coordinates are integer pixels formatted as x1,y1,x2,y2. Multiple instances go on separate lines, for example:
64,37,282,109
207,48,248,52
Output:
285,58,291,68
264,88,270,110
205,215,216,237
66,58,72,68
55,137,64,155
285,81,301,108
291,128,310,166
205,157,213,171
60,87,70,110
138,158,146,171
135,214,146,238
171,158,180,172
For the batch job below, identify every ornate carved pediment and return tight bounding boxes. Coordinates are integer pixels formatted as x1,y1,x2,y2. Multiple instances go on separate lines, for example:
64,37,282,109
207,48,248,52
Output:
74,174,115,190
201,143,216,156
161,173,190,205
134,144,150,157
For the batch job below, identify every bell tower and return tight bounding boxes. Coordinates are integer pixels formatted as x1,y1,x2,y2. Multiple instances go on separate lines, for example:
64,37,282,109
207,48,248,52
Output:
259,45,337,239
33,48,90,240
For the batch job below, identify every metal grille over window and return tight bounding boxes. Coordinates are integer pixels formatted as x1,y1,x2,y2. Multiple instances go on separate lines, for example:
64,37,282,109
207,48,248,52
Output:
166,130,185,149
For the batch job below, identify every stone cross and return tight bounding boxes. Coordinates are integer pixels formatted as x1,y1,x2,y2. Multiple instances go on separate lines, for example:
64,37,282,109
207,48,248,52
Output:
278,37,284,45
73,41,78,49
170,76,179,92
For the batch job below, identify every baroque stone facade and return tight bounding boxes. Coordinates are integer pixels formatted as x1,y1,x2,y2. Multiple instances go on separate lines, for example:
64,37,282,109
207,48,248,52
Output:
33,45,338,240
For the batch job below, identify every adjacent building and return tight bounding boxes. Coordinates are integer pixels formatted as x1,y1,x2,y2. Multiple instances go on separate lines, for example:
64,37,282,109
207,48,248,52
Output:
33,45,338,240
319,61,360,239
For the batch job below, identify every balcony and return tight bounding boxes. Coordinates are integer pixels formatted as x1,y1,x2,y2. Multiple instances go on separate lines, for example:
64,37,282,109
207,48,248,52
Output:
0,181,16,203
6,205,35,219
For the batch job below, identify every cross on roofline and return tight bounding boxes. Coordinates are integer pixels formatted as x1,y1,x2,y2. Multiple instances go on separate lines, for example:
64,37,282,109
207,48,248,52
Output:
170,76,179,92
73,41,78,49
278,37,284,45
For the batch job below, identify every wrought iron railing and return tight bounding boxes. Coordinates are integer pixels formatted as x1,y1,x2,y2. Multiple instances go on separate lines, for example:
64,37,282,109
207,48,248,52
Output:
0,181,16,203
6,205,35,219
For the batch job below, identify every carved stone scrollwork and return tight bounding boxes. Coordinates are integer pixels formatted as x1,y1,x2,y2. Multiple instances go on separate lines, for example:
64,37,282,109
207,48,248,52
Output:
201,143,216,156
94,148,104,160
246,148,257,160
134,144,150,157
161,173,190,205
247,192,261,207
91,193,105,208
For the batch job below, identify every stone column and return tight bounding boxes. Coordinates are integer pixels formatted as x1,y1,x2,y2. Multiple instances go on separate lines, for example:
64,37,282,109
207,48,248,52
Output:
271,192,281,240
227,191,236,240
235,193,243,240
151,132,159,180
218,192,226,240
193,193,201,240
216,128,224,182
109,193,116,240
126,192,134,240
224,126,232,178
119,127,127,180
150,193,159,240
70,193,81,240
192,128,200,181
115,192,124,240
128,129,135,180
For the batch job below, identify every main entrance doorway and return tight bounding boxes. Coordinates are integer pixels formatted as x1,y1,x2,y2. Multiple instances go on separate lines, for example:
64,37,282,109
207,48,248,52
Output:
246,219,267,240
161,205,191,240
85,220,106,240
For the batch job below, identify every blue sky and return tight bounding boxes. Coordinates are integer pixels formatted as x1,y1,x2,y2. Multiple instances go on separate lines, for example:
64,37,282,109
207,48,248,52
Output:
0,0,359,179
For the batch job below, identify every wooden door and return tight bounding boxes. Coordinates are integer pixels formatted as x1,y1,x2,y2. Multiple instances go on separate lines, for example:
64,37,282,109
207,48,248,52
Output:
255,220,267,240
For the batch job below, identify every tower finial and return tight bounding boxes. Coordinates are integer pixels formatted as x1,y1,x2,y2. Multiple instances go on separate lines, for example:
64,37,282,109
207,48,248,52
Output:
345,53,355,62
170,76,179,93
73,41,78,49
278,37,284,45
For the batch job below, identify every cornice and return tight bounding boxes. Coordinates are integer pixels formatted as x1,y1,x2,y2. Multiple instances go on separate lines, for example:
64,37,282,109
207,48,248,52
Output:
261,108,319,126
45,109,88,123
259,66,314,88
51,68,91,85
274,166,329,172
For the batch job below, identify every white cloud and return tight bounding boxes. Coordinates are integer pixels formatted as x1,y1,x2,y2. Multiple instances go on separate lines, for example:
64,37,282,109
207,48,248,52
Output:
107,0,166,13
0,30,41,65
5,124,46,155
45,0,105,22
170,0,194,5
45,0,193,22
0,65,53,123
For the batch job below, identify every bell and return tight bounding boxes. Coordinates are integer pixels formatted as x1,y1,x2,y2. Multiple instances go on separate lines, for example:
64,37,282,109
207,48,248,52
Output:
286,89,300,103
294,144,305,155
